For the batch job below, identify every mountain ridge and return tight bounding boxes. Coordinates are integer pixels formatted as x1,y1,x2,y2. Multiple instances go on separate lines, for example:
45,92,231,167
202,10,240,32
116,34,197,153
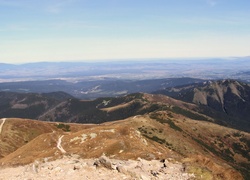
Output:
154,79,250,132
0,115,248,179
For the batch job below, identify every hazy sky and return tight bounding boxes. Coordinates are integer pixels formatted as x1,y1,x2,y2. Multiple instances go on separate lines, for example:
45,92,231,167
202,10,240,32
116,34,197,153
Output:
0,0,250,63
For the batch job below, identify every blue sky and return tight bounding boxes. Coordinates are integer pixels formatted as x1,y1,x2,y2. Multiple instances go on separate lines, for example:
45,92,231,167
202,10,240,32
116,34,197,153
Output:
0,0,249,63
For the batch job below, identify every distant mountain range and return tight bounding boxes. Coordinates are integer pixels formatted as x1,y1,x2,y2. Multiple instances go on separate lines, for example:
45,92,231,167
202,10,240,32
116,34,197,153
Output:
1,57,250,82
0,78,204,99
0,79,250,132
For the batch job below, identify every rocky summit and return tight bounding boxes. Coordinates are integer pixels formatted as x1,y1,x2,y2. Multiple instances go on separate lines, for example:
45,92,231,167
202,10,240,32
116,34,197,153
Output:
0,155,195,180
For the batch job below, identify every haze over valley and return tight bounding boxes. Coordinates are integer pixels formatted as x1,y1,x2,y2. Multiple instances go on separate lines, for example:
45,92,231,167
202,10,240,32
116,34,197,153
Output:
1,57,250,82
1,57,250,99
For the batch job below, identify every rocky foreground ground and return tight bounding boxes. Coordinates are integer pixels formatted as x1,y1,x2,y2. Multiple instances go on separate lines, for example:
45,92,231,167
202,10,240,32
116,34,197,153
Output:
0,155,195,180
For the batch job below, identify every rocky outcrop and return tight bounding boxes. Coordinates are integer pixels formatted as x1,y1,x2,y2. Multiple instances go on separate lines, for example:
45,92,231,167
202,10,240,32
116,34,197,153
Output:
0,155,195,180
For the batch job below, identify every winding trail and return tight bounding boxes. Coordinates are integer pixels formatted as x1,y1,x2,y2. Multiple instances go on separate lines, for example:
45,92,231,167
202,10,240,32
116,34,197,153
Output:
57,135,66,154
0,118,6,135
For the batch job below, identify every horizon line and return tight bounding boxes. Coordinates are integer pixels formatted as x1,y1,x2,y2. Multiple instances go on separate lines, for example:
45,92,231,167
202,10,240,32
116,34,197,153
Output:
1,56,250,65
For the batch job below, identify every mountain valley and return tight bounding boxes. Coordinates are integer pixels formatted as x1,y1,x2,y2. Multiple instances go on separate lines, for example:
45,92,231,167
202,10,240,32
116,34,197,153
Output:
0,79,250,179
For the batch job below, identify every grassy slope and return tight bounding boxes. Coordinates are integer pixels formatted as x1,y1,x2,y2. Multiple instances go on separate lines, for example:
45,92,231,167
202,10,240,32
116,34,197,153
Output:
0,115,248,179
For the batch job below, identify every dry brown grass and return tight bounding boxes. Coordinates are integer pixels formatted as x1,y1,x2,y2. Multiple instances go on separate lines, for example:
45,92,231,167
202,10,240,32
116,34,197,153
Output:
0,115,247,179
